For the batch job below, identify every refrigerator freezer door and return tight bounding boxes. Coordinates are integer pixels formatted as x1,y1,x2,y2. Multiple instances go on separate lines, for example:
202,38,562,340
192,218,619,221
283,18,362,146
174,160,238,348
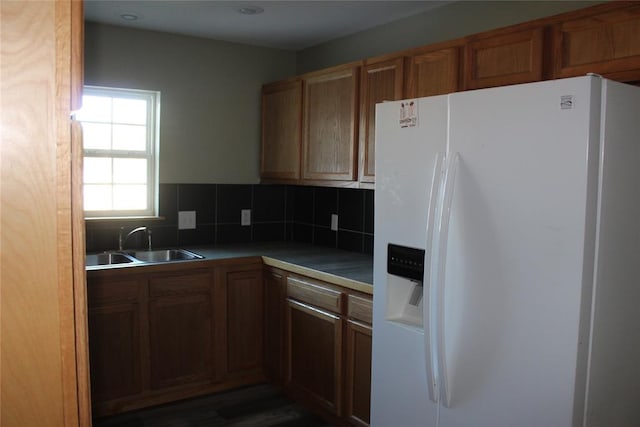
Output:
371,96,449,426
437,77,602,426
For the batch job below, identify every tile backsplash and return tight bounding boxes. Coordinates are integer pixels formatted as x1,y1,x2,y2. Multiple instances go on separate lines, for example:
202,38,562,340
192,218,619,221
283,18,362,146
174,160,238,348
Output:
85,184,374,255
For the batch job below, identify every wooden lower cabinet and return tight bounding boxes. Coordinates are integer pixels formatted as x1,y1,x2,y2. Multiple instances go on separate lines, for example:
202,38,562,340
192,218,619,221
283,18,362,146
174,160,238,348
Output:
88,259,265,417
148,270,217,390
344,297,373,427
87,276,147,404
344,322,372,426
219,262,264,380
88,260,373,424
264,267,286,384
282,273,373,426
287,299,343,416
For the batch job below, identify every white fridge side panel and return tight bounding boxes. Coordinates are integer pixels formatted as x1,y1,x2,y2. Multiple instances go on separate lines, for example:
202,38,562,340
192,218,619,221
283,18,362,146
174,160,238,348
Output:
584,80,640,427
437,77,598,427
371,97,448,427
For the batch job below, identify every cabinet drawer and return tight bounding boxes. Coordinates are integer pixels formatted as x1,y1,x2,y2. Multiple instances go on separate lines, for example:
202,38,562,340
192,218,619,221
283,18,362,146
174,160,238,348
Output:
149,270,212,297
88,278,144,306
287,276,342,314
347,294,373,325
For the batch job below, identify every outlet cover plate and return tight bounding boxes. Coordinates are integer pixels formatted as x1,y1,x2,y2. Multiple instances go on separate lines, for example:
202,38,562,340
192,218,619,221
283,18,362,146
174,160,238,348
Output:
241,209,251,226
178,211,196,230
331,214,338,231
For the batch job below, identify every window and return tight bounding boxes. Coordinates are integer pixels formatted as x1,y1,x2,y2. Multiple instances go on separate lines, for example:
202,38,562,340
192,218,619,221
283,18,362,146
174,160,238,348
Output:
77,86,160,218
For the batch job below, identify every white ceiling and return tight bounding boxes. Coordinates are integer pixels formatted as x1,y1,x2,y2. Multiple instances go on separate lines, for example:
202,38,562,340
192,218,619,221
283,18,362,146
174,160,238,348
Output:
84,1,450,51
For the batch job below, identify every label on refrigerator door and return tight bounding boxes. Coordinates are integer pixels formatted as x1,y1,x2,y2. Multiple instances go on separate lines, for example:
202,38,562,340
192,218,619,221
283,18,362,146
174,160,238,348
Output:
560,95,574,109
399,100,418,128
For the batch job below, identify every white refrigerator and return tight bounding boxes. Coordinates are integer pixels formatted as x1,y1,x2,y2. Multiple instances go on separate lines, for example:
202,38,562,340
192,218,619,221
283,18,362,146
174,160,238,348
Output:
371,75,640,427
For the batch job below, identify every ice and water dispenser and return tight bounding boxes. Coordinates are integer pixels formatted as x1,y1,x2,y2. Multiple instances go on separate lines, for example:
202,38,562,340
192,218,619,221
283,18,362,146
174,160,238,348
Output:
386,243,426,327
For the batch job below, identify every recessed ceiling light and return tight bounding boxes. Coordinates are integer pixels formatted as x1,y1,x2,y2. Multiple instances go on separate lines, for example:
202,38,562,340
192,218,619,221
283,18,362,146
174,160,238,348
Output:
120,13,139,21
237,6,264,15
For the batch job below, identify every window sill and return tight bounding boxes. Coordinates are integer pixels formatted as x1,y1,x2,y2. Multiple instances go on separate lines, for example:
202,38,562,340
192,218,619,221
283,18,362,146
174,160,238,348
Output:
85,216,166,222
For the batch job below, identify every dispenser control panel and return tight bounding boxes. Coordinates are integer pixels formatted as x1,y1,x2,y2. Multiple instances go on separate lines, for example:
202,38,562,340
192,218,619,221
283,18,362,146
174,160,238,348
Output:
387,243,425,282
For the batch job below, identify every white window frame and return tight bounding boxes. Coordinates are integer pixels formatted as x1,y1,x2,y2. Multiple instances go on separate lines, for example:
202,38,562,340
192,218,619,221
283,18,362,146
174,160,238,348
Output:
79,86,160,219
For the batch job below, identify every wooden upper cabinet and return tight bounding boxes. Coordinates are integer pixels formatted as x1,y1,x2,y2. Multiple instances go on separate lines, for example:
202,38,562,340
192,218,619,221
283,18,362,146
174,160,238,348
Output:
303,64,359,181
405,46,460,97
553,4,640,80
464,27,543,90
359,57,404,183
261,79,302,180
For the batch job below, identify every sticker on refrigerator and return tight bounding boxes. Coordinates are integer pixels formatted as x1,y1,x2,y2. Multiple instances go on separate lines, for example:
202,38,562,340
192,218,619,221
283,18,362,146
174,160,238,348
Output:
561,95,573,109
399,100,418,128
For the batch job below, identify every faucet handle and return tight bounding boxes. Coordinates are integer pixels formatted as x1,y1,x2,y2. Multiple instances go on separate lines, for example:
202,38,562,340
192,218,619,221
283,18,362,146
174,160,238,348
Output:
147,229,153,251
118,226,125,251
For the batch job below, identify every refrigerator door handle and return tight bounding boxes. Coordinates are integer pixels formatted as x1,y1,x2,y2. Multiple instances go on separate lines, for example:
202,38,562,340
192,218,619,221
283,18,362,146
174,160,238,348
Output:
434,152,459,408
424,152,445,403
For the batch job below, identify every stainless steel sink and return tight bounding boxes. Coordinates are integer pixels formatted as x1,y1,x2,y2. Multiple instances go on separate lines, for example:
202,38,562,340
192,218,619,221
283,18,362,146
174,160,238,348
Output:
125,249,203,263
86,252,137,266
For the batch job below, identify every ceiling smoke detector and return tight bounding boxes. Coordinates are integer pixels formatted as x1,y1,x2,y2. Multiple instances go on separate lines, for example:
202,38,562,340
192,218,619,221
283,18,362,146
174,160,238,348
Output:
237,6,264,15
120,13,140,21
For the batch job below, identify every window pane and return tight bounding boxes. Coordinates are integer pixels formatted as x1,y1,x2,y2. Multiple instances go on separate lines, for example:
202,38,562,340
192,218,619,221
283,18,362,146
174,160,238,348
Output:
112,124,146,151
84,184,112,211
113,98,147,125
82,122,112,150
81,86,159,217
84,157,112,184
113,185,147,210
113,158,147,184
77,95,112,123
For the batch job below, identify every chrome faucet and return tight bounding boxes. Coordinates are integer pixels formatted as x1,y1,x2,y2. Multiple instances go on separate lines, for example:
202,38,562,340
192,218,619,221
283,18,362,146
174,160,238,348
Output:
119,226,152,251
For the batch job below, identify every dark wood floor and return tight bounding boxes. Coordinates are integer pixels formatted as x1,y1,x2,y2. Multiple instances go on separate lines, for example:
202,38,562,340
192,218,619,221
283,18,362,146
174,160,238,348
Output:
93,384,331,427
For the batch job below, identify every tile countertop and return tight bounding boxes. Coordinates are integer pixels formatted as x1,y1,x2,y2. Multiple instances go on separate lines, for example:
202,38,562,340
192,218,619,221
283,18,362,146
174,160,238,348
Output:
190,242,373,294
88,242,373,295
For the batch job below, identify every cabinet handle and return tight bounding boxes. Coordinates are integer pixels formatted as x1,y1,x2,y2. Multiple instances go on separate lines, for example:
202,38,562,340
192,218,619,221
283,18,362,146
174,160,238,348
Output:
287,298,340,320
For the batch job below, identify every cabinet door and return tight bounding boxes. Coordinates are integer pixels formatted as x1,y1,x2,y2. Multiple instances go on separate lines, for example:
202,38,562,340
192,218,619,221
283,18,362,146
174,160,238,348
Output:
221,264,264,378
405,47,460,97
345,320,372,427
303,65,359,181
261,79,302,180
148,270,216,390
359,58,404,183
286,299,343,416
464,27,543,89
553,4,640,80
264,267,286,384
88,277,146,403
345,294,372,427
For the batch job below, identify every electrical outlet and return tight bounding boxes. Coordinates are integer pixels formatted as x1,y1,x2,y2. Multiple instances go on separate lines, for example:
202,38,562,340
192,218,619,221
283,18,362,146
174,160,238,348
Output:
331,214,338,231
241,209,251,226
178,211,196,230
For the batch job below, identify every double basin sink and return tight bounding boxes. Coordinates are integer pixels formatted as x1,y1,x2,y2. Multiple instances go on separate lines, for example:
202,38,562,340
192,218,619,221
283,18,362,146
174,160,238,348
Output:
86,249,203,267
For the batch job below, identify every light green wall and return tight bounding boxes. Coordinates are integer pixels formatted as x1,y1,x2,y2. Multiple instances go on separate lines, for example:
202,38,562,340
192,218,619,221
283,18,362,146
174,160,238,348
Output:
297,0,603,73
84,22,296,184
